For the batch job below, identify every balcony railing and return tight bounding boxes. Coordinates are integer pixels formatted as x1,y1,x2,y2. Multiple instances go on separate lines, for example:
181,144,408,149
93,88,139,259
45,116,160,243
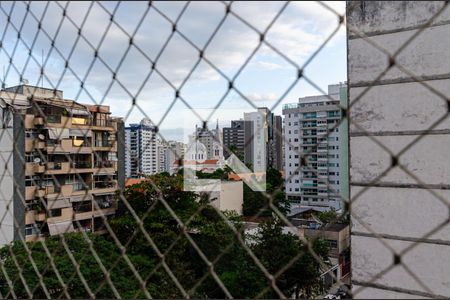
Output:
47,115,61,124
94,160,115,168
47,162,62,170
94,140,112,147
93,119,113,127
73,203,92,213
73,182,89,192
71,161,92,169
93,181,116,189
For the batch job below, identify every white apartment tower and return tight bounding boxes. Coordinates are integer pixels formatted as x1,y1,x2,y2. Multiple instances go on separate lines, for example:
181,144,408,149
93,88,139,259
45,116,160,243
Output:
283,84,348,211
124,118,158,178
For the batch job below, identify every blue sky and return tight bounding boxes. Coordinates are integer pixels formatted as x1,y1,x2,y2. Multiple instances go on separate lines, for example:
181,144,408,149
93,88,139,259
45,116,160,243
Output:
0,1,346,141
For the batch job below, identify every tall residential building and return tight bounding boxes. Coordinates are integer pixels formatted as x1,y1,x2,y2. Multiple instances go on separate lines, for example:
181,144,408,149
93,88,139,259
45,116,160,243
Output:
222,119,253,162
282,84,348,211
156,139,185,174
0,85,124,246
124,118,158,178
348,2,450,298
244,107,283,171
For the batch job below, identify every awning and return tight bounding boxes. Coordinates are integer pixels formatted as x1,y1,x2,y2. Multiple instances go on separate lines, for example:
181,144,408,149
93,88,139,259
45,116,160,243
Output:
48,128,70,139
69,194,92,203
67,108,91,116
48,221,75,235
47,198,71,209
69,128,92,137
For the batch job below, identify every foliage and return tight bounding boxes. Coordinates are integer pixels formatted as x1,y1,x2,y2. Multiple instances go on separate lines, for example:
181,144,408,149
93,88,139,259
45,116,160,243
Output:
250,220,330,298
317,209,337,224
0,172,329,299
0,233,160,299
243,168,290,217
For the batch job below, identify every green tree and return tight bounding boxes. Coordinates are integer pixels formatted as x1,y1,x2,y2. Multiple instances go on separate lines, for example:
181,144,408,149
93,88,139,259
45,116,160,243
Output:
317,209,337,224
250,220,329,298
0,233,161,299
110,172,264,298
243,168,290,217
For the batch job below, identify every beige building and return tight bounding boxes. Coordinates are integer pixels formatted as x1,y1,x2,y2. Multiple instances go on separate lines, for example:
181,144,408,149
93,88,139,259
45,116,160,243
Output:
198,180,243,215
0,85,124,245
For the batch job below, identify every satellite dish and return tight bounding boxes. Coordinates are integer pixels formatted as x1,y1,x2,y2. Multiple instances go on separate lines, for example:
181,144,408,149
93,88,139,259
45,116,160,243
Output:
38,134,45,140
33,157,41,163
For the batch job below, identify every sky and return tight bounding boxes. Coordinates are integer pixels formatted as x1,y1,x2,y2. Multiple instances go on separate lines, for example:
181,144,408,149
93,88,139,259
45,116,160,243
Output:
0,1,346,141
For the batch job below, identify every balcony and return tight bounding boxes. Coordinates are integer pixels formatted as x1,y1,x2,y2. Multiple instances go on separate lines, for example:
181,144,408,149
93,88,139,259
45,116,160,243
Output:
93,140,115,151
94,160,116,174
25,162,35,176
72,182,90,193
46,139,93,154
45,161,70,174
46,115,71,128
46,139,72,153
25,186,36,200
34,116,45,126
35,140,46,150
25,210,46,224
93,180,117,194
92,119,115,130
71,117,91,126
35,188,46,198
71,161,92,170
25,138,46,152
45,184,75,198
34,164,45,173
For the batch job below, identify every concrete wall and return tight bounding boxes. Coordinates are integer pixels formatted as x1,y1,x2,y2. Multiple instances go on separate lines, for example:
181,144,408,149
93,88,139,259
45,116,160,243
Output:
348,1,450,298
0,127,15,246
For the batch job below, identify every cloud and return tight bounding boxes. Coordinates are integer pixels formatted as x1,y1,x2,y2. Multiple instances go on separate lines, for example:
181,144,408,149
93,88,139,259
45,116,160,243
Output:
247,92,278,102
253,61,283,70
0,1,346,129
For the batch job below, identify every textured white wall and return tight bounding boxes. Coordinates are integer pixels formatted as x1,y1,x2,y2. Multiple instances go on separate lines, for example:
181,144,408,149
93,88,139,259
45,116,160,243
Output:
0,128,15,246
348,1,450,298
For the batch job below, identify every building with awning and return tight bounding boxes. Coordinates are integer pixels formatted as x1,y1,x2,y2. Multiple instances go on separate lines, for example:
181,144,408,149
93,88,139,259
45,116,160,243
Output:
0,84,125,246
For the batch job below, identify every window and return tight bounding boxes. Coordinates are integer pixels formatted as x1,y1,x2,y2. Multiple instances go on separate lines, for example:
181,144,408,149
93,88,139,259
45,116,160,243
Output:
25,224,40,236
49,208,62,217
327,239,338,249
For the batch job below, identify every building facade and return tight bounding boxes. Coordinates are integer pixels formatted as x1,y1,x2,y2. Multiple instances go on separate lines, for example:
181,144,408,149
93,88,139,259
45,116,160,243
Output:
124,118,158,178
188,122,223,162
0,85,124,246
156,139,185,174
348,1,450,298
282,84,347,210
222,119,253,162
244,107,283,171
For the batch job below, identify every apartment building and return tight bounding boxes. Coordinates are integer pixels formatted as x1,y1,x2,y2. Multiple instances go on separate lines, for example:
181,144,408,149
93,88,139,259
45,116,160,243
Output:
282,84,348,210
244,107,283,171
222,119,253,162
154,139,184,173
124,118,158,178
0,85,124,245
